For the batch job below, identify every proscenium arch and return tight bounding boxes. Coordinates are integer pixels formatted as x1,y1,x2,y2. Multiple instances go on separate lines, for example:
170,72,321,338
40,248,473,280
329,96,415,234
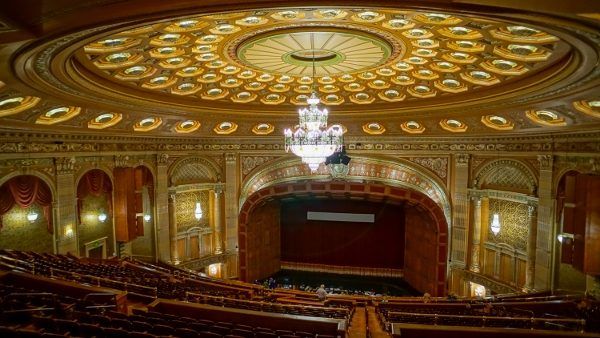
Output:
238,181,449,296
240,155,451,227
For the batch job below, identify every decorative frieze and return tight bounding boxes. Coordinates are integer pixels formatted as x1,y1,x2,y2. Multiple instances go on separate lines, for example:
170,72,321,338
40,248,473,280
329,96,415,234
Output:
54,157,75,175
241,156,278,176
407,157,448,181
0,132,599,155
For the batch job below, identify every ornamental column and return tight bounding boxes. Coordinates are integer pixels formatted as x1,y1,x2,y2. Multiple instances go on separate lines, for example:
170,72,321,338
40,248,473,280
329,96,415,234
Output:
168,193,179,264
213,186,224,254
155,154,170,263
450,153,470,269
54,157,78,255
224,153,239,252
535,155,554,290
526,204,538,291
470,196,482,273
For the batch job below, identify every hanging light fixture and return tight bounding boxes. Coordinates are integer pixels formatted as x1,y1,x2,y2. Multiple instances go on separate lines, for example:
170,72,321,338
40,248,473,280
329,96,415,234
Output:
284,33,343,172
490,213,501,235
194,201,203,220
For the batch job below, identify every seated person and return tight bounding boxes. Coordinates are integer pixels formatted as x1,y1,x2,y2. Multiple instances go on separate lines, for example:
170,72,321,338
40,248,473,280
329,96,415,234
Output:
316,284,327,301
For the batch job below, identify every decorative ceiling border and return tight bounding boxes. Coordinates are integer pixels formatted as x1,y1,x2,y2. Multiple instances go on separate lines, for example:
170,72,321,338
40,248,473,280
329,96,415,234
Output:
0,131,599,156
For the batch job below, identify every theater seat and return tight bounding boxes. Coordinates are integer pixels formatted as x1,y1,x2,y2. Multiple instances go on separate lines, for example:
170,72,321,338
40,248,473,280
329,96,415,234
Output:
200,331,222,338
175,327,199,337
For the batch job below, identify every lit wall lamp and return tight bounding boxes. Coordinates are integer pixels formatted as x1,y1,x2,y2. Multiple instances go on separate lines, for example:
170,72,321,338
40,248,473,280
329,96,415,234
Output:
557,232,574,243
490,213,501,235
194,202,203,220
64,224,74,238
143,214,151,222
98,212,107,222
26,211,39,223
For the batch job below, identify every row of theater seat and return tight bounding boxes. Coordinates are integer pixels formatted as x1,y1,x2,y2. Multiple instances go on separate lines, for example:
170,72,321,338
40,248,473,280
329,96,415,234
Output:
193,295,349,320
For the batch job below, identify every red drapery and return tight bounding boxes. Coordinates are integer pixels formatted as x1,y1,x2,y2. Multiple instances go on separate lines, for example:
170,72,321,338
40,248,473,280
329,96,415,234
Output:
0,175,53,233
77,169,113,224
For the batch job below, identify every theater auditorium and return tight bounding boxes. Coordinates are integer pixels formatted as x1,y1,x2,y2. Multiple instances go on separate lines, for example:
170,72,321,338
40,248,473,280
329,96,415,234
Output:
0,1,599,337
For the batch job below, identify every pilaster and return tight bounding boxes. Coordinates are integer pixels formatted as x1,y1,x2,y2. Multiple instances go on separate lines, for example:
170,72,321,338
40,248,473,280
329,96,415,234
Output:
526,204,538,290
470,196,482,273
450,153,470,269
54,157,78,255
535,155,554,290
224,153,239,252
155,154,170,263
168,193,178,264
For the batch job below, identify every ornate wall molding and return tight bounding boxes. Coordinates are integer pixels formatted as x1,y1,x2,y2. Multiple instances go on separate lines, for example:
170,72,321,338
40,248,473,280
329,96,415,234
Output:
406,156,448,182
0,132,599,156
468,188,539,205
54,157,75,175
177,251,236,271
241,155,280,178
458,269,518,294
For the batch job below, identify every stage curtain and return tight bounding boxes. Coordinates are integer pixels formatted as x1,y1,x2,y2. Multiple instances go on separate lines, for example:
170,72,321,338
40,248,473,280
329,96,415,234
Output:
0,175,53,233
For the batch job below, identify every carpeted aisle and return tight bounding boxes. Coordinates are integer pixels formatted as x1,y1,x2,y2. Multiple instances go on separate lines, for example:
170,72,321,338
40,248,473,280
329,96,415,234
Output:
367,306,391,338
347,306,367,338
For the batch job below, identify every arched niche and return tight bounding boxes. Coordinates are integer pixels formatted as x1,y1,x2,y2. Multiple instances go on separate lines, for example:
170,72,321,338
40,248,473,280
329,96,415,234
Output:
76,169,114,258
239,181,449,296
240,155,451,226
168,156,222,263
0,174,55,253
473,159,538,195
168,156,221,186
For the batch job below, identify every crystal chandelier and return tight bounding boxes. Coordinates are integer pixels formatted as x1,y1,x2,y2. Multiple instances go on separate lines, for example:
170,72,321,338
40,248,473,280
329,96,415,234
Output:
284,34,343,172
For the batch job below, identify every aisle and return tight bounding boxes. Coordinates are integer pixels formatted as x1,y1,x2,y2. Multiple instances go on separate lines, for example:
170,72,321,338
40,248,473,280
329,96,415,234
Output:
347,306,367,338
366,306,390,338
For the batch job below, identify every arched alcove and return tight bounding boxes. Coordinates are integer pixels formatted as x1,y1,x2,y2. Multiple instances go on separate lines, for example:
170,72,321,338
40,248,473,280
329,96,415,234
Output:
77,169,113,258
0,175,54,253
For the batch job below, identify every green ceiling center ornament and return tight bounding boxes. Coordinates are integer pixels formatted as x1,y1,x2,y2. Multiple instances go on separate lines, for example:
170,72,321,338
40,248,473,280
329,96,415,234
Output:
236,29,392,76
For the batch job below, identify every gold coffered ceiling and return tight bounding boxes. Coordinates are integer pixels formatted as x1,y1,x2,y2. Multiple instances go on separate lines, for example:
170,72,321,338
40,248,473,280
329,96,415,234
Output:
78,8,563,108
0,2,599,138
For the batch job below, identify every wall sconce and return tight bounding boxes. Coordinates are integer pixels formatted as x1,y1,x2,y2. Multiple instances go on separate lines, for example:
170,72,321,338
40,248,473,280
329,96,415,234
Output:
64,225,74,238
143,214,151,222
26,211,39,223
208,263,218,276
557,232,574,243
490,213,501,235
194,202,203,220
98,212,107,222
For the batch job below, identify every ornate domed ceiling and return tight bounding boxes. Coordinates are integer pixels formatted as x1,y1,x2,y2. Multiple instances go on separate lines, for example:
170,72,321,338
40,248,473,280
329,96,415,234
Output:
0,3,599,138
